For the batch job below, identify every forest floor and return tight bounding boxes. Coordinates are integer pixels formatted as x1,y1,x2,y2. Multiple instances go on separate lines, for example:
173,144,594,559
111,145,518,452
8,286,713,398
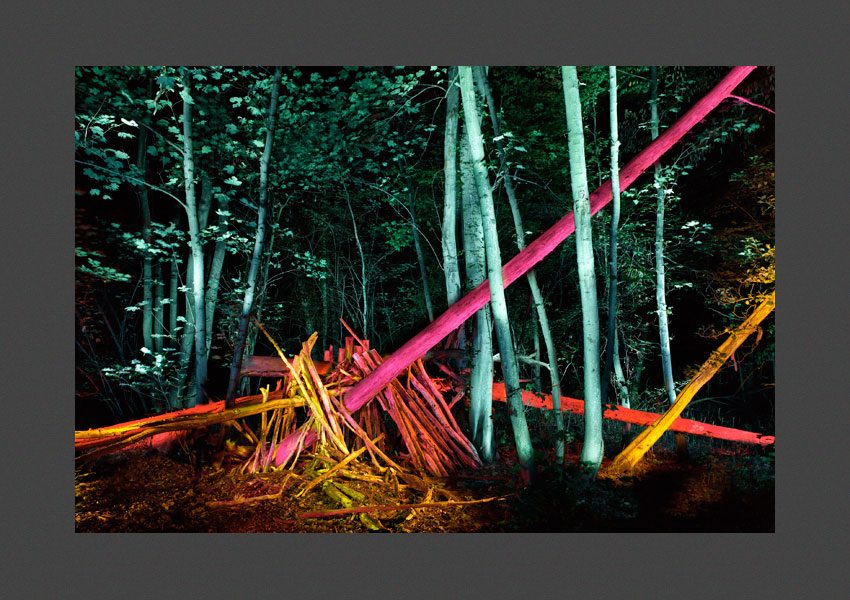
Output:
75,437,774,533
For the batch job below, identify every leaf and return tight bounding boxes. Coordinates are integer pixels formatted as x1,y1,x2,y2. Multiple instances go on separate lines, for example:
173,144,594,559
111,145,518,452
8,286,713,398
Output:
120,118,139,127
223,176,242,186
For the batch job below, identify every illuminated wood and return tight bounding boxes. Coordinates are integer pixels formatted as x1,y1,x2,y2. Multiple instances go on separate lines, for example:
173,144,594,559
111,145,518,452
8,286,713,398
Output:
490,383,774,446
607,291,775,472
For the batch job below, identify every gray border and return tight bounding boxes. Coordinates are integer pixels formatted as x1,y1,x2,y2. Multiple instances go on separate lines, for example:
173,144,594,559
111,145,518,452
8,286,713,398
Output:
2,0,846,597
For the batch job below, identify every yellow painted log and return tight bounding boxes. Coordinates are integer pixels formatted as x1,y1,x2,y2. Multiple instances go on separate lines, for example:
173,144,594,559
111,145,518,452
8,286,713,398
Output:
606,291,775,473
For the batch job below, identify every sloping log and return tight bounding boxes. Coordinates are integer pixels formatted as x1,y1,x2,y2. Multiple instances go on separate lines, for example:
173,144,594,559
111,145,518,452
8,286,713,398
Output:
273,67,757,467
490,383,774,447
607,291,776,471
75,391,303,460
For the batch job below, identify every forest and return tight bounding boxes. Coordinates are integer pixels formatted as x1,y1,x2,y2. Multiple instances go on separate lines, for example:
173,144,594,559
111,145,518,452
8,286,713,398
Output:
75,65,775,532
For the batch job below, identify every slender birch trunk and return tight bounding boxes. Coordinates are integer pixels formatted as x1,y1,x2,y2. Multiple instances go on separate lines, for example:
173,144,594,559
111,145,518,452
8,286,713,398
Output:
168,253,179,342
460,128,494,462
442,67,462,308
459,66,534,481
181,68,207,407
473,66,565,463
226,67,282,406
562,66,603,473
650,66,687,457
602,66,622,406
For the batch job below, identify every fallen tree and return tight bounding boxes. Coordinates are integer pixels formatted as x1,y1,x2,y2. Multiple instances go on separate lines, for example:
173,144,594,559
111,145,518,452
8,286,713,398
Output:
606,291,776,472
490,383,774,447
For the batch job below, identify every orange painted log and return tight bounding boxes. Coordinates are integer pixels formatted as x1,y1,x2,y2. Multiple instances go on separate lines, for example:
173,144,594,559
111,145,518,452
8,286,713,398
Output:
491,383,774,447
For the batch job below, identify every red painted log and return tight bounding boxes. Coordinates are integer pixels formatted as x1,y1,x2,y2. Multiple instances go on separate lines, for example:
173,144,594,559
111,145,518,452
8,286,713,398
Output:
274,66,758,467
490,383,774,446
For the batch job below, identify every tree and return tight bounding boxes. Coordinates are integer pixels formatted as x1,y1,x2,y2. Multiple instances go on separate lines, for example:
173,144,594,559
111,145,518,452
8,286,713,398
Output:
562,66,603,473
459,66,534,481
649,66,688,456
226,67,283,406
460,126,495,461
601,66,626,410
442,67,462,310
473,66,566,463
179,68,209,408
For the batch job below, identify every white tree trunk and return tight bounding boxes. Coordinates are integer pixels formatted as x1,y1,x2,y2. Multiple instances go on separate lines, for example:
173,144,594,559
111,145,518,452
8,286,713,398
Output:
563,66,603,473
459,66,534,480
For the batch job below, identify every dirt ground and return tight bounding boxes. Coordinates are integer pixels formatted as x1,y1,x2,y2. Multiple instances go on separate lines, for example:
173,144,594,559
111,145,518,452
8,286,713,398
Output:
75,440,774,533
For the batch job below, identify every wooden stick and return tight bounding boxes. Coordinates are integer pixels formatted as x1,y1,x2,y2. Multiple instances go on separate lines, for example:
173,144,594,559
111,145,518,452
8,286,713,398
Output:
299,494,512,519
607,292,775,472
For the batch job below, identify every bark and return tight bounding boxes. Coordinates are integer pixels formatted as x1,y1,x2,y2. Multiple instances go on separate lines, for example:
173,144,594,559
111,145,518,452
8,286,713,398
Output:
442,66,462,308
459,66,534,480
460,129,494,461
563,66,603,473
152,260,164,353
204,195,229,353
409,188,435,321
608,292,775,470
167,250,179,340
650,67,688,457
650,67,676,407
474,65,565,463
137,124,154,353
226,67,282,406
181,69,208,407
602,66,622,406
286,67,756,467
170,250,196,409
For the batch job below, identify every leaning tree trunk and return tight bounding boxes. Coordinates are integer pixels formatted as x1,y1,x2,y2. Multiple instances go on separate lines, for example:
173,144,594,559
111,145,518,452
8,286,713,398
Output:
460,127,495,462
602,66,622,407
226,67,282,406
650,66,688,457
459,66,534,481
563,66,604,474
473,65,565,464
181,68,207,408
442,66,462,309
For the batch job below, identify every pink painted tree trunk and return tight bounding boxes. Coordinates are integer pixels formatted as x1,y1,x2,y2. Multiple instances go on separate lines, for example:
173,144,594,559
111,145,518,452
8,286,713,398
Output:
273,65,757,467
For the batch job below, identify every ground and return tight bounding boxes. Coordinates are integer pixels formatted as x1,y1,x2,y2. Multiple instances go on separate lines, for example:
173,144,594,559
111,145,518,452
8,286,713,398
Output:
75,439,774,533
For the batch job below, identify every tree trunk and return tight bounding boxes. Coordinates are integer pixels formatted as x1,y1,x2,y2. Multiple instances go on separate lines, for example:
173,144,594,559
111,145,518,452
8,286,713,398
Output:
563,66,604,473
602,66,622,406
442,67,462,308
204,195,229,353
459,66,534,481
170,250,195,409
409,188,435,322
226,67,282,406
137,126,154,353
460,127,495,462
167,243,179,341
650,66,687,457
180,69,207,408
474,65,565,463
152,260,164,353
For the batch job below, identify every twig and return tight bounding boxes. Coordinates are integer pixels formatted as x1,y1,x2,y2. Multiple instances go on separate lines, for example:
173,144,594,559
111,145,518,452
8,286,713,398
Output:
299,494,513,519
296,434,384,498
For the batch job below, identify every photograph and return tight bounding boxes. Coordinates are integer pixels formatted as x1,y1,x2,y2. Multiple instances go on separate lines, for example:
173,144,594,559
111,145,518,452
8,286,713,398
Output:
74,65,775,532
